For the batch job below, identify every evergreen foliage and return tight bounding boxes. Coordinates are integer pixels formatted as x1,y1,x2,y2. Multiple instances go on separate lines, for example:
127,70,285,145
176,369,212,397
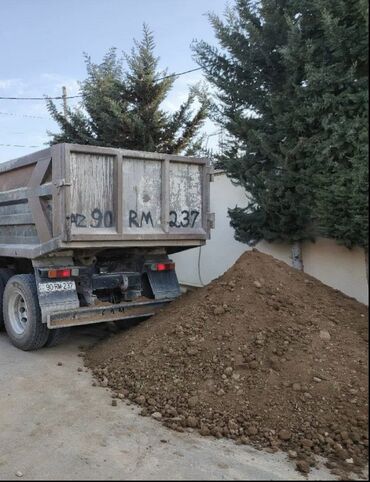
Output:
300,0,368,249
47,25,209,155
194,0,368,249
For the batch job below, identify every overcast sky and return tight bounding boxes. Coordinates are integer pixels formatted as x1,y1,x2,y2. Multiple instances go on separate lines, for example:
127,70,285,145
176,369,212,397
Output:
0,0,226,162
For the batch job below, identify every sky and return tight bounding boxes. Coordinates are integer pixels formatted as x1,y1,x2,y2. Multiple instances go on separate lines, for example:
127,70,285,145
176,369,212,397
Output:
0,0,227,162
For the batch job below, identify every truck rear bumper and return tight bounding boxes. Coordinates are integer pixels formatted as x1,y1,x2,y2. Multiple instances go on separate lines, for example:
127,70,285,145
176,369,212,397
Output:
47,299,170,329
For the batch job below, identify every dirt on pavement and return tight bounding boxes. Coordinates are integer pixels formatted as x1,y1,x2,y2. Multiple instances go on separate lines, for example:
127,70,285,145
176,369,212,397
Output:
85,250,369,478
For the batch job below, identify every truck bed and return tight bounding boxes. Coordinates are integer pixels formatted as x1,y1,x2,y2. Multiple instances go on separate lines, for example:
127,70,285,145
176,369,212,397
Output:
0,143,212,259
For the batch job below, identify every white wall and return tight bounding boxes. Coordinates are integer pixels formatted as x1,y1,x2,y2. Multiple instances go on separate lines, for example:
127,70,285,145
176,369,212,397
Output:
172,172,368,305
173,172,249,286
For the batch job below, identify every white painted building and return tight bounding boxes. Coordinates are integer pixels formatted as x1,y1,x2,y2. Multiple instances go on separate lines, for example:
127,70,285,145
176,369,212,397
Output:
173,171,368,305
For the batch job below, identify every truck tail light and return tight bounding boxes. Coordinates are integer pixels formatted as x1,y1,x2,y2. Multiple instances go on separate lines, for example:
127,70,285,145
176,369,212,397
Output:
48,268,72,279
149,262,175,272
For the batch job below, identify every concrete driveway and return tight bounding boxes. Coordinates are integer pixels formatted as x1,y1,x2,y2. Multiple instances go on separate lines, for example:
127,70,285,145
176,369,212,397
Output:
0,327,335,481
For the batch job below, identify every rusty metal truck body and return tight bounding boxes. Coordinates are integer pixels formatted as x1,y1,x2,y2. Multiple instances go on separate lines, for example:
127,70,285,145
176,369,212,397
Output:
0,143,213,350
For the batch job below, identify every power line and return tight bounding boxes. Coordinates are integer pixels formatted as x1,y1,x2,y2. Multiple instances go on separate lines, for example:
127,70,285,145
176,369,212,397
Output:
0,111,47,119
0,67,203,101
0,143,43,148
158,67,202,81
0,94,80,101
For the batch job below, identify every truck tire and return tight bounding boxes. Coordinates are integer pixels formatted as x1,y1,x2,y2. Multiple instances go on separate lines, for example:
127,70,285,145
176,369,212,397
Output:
3,274,49,351
0,268,14,331
0,276,5,331
45,327,71,347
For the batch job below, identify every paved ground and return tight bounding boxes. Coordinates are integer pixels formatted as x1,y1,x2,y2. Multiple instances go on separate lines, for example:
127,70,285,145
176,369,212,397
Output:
0,326,336,481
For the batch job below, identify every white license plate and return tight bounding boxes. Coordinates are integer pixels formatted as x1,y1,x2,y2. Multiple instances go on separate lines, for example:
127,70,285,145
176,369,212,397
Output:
38,281,76,293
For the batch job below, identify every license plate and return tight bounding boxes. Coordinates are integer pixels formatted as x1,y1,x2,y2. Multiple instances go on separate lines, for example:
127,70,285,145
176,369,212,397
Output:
38,281,76,293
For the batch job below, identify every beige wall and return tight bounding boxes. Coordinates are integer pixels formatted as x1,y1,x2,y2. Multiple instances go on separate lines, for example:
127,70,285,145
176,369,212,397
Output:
257,238,368,305
173,172,368,305
300,238,368,305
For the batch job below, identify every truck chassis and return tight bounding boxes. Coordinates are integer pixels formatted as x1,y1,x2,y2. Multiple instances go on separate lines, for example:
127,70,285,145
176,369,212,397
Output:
0,144,213,350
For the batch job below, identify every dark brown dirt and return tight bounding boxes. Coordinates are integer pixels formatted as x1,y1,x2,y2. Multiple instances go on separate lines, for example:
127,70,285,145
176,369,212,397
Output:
85,250,369,477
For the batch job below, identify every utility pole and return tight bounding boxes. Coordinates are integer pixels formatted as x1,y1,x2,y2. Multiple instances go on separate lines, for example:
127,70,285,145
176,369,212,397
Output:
219,127,224,156
62,86,67,117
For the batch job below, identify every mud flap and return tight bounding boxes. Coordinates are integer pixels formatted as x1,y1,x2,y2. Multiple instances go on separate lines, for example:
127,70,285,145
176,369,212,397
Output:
34,271,80,324
145,270,180,300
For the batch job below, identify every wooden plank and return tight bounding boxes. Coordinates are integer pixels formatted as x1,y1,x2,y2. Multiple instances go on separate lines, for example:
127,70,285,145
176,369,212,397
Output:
64,144,72,242
65,143,119,158
122,157,163,234
0,148,51,174
0,213,33,226
65,142,208,165
69,231,206,241
0,222,38,246
34,183,53,197
202,164,209,234
0,164,36,191
0,183,52,205
68,151,116,236
161,157,170,233
0,187,28,204
27,196,52,243
25,158,53,244
0,238,60,258
0,237,204,259
169,162,203,233
51,143,64,238
115,154,123,235
28,157,51,188
59,239,205,249
0,202,29,217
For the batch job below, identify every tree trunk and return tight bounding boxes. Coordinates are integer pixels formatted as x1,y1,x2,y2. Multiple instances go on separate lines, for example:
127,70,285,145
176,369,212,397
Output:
291,241,304,271
365,247,368,285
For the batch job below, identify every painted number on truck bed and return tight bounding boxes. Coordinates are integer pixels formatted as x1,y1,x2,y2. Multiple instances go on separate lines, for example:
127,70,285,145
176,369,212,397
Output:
38,281,76,293
71,208,201,229
128,209,200,228
169,210,199,228
70,209,114,228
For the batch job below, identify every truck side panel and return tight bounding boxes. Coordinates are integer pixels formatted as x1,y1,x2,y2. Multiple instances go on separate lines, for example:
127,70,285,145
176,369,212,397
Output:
0,148,53,249
69,151,116,237
0,143,212,258
64,144,209,242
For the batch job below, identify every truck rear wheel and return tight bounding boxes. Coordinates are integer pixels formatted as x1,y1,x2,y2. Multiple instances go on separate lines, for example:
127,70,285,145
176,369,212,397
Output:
0,276,5,331
0,268,14,331
3,274,49,351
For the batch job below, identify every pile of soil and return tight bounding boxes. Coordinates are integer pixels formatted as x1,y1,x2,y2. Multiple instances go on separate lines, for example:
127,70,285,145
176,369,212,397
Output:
85,250,368,477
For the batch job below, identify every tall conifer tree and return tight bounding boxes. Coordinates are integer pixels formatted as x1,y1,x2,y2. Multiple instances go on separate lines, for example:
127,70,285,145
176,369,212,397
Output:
194,0,368,269
47,25,209,154
194,0,313,268
298,0,368,252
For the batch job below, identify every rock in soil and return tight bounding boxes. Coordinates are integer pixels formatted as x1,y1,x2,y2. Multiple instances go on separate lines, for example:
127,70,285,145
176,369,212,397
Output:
296,460,310,474
279,429,292,441
151,411,162,420
85,250,368,477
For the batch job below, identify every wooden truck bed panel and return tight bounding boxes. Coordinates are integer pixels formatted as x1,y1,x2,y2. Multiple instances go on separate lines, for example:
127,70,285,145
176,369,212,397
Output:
0,143,212,258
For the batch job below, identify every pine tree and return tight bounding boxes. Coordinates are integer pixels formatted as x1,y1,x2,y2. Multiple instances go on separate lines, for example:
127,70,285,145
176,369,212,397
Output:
47,25,209,154
194,0,313,268
297,0,368,251
194,0,368,269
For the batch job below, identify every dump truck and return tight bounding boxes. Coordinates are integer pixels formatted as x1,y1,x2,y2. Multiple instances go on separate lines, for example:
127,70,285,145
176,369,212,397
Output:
0,143,213,350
